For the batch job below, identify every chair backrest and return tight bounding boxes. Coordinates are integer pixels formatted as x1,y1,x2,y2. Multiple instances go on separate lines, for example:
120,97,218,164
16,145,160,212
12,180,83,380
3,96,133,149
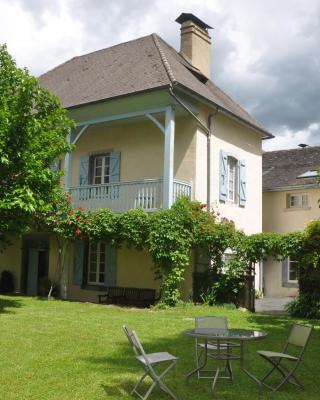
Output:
123,325,149,364
287,324,313,348
195,316,228,334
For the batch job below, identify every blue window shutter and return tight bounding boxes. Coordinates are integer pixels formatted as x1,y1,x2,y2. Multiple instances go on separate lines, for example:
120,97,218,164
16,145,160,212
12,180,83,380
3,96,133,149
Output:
79,155,89,186
109,151,121,183
219,150,228,201
104,243,117,287
73,241,84,285
239,160,246,207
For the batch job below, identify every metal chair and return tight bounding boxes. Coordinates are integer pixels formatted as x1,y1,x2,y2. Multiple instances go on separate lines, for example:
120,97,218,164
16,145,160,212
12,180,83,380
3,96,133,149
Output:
123,325,178,400
195,316,238,380
256,323,313,392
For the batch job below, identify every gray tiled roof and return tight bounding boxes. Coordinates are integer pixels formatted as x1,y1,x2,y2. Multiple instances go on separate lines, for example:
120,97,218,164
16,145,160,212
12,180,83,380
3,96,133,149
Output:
39,33,269,136
263,146,320,191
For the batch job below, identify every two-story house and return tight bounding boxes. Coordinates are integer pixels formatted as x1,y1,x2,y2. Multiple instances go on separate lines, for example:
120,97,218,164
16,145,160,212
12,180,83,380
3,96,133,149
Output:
262,146,320,297
0,14,272,302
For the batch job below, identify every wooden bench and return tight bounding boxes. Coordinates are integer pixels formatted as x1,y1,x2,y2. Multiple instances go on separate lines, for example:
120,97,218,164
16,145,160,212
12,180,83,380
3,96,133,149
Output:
98,287,161,307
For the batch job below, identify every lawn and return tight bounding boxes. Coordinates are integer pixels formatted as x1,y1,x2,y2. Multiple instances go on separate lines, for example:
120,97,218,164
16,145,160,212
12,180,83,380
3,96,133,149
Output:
0,296,319,400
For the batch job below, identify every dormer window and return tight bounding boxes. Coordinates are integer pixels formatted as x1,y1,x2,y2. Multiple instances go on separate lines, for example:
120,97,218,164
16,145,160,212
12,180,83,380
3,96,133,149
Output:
92,154,110,185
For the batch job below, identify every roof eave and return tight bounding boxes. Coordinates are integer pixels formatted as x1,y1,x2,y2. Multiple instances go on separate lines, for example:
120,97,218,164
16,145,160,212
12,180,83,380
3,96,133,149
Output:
173,82,274,139
263,183,319,192
64,84,172,111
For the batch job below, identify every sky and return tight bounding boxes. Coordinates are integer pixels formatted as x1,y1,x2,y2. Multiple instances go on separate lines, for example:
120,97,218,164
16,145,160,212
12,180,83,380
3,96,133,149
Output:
1,0,319,151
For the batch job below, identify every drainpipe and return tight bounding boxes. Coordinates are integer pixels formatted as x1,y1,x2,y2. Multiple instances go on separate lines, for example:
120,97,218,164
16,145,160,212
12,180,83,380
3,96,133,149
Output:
169,87,219,210
207,110,218,210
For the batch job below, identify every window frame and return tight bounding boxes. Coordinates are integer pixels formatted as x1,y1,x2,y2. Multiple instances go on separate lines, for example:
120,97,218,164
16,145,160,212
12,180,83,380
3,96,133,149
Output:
90,153,110,185
287,192,308,209
87,242,106,285
226,156,239,203
287,257,298,283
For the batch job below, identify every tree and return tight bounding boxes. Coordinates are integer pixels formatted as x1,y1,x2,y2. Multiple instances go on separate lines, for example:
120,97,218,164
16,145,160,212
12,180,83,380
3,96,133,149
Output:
0,44,74,246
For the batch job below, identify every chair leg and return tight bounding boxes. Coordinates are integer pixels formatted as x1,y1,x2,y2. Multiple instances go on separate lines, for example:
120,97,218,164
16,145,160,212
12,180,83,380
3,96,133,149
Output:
131,370,149,395
260,357,304,392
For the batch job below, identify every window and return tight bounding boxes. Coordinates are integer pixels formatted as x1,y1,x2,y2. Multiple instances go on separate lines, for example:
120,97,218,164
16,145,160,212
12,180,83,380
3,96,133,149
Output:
88,242,106,285
227,157,238,202
288,257,298,282
92,154,110,185
287,193,308,209
220,151,246,206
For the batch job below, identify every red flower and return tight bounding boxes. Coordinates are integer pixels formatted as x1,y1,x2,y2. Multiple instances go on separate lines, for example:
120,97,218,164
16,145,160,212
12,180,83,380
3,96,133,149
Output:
200,204,207,209
77,216,81,223
77,207,85,212
75,228,81,236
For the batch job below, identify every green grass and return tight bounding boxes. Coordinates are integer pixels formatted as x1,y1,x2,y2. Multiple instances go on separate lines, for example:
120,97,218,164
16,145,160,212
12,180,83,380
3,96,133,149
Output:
0,296,319,400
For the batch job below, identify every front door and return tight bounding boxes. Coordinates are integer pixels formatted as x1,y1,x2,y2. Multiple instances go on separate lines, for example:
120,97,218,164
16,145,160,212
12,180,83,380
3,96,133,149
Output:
26,248,39,296
24,237,49,296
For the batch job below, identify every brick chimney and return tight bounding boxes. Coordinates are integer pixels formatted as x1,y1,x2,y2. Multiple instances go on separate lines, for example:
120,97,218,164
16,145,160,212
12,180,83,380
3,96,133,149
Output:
175,13,213,77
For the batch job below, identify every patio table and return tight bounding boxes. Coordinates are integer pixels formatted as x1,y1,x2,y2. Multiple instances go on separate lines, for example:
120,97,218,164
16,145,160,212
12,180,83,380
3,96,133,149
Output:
183,328,267,395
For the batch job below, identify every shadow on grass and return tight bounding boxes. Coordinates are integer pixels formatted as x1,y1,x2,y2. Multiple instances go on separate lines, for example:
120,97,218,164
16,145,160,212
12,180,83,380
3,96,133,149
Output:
0,295,23,314
81,313,320,400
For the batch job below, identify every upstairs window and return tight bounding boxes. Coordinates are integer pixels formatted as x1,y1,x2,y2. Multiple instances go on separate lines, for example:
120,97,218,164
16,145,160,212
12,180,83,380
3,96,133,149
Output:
79,151,120,186
92,154,110,185
286,193,308,209
220,150,246,207
227,157,238,202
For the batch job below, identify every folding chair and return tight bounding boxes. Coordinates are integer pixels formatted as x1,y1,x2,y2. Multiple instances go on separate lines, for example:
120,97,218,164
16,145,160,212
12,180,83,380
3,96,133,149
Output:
256,323,313,392
195,316,238,380
123,325,178,400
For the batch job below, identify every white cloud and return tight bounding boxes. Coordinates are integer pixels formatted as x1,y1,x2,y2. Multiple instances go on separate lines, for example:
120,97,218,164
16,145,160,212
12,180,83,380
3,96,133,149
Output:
1,0,319,150
263,123,320,151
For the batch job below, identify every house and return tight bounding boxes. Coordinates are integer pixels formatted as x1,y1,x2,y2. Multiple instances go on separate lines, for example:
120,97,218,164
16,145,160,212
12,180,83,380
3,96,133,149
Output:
0,14,272,302
262,146,320,297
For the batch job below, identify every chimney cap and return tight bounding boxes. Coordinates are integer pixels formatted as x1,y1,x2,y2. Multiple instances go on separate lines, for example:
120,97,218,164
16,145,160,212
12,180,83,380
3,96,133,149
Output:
175,13,213,30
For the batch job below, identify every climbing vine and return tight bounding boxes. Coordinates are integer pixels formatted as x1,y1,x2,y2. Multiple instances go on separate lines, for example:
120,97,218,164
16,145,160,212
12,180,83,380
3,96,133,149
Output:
37,192,320,312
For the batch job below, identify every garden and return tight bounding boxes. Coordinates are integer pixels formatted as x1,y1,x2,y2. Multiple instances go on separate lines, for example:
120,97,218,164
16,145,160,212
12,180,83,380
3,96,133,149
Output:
0,295,319,400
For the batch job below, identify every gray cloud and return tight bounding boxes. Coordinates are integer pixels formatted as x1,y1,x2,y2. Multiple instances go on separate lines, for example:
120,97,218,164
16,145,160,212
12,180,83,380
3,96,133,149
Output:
6,0,320,148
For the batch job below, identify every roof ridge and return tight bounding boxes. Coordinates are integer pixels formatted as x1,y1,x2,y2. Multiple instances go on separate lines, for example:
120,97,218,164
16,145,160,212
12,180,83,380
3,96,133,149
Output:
152,33,176,84
264,145,320,154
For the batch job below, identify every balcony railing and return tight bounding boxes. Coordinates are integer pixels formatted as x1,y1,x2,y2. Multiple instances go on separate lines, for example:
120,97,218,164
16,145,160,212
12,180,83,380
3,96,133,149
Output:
69,178,192,212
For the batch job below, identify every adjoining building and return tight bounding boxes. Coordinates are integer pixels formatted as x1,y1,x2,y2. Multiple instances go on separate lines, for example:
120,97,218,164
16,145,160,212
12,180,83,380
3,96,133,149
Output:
262,146,320,297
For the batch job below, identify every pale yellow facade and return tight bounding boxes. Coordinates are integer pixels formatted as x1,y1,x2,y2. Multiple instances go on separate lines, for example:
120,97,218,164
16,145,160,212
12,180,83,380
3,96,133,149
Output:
0,88,264,304
0,238,22,291
263,187,320,297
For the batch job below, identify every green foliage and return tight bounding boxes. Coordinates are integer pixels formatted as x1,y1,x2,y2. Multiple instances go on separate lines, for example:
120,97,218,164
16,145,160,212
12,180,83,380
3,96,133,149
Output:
0,45,74,244
38,191,320,311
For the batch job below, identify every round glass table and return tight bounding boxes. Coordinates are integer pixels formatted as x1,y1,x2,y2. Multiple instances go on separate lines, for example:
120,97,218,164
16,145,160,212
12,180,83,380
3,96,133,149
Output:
183,328,268,395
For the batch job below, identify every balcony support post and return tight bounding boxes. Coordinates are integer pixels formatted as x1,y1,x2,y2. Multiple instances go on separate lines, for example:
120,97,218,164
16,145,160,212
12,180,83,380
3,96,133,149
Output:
64,132,73,189
163,106,175,209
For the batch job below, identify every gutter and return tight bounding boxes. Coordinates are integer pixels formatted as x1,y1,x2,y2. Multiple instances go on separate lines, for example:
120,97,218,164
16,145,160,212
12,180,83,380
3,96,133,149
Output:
169,86,219,210
264,183,319,192
174,83,274,140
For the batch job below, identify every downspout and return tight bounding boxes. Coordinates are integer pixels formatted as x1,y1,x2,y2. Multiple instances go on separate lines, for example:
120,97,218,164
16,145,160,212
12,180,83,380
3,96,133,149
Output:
169,86,219,210
207,110,218,209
